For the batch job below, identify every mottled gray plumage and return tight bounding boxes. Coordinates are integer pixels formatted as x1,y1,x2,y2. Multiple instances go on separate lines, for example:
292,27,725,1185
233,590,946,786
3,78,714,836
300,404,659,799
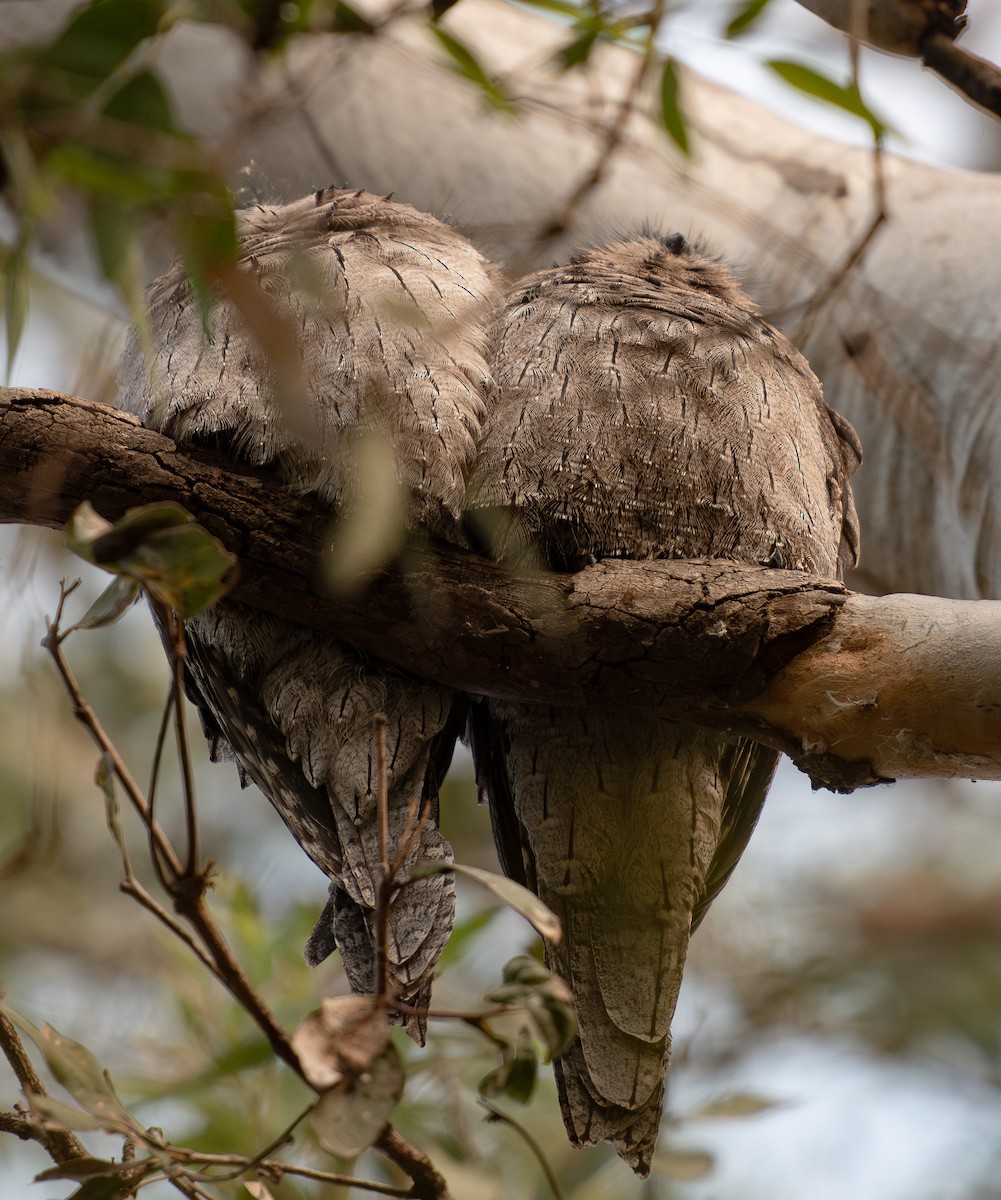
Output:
467,235,860,1172
118,187,498,1037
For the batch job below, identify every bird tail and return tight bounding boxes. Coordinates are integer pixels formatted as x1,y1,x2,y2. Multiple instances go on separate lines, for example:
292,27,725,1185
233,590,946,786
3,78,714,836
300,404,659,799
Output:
472,702,729,1175
182,603,459,1042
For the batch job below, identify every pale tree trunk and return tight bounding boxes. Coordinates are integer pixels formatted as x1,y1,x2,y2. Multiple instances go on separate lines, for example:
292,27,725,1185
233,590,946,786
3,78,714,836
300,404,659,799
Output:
4,0,1001,605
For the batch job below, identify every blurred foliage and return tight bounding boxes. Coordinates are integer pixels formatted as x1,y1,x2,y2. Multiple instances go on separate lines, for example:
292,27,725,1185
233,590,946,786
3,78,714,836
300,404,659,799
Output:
0,0,889,373
4,1,1001,1197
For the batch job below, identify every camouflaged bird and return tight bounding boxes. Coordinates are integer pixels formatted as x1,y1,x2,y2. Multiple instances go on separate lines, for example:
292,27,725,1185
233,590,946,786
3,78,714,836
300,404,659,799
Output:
118,186,498,1039
467,234,861,1173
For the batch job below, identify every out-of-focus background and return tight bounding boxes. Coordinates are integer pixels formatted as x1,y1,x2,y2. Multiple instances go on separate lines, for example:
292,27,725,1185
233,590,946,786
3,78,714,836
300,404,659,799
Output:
4,2,1001,1196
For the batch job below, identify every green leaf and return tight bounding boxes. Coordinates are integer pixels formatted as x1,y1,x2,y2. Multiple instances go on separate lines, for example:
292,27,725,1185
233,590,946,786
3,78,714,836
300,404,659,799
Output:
323,429,405,594
38,0,165,96
331,2,377,34
5,1008,134,1129
659,58,690,156
309,1040,404,1158
25,1093,108,1133
66,501,115,557
436,905,498,971
67,501,238,618
497,955,552,989
515,0,586,16
67,1178,147,1200
103,69,177,134
76,576,141,630
411,861,562,942
479,1028,537,1104
139,521,240,616
725,0,771,38
45,144,176,203
431,27,516,113
175,182,239,277
767,60,889,139
89,198,143,300
487,956,578,1059
557,27,600,70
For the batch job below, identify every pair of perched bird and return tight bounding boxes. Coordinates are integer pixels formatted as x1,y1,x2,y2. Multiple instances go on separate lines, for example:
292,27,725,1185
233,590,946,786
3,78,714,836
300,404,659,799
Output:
118,186,860,1175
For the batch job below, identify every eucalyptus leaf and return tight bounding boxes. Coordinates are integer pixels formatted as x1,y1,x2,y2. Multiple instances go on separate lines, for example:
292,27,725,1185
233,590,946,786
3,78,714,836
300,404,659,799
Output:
479,1028,537,1103
38,0,164,96
309,1041,404,1158
67,1177,145,1200
103,69,177,133
5,1007,134,1129
431,27,516,112
725,0,771,37
331,2,377,34
767,60,890,139
26,1093,108,1133
557,28,600,70
659,58,690,156
66,502,238,617
411,861,562,942
76,577,141,630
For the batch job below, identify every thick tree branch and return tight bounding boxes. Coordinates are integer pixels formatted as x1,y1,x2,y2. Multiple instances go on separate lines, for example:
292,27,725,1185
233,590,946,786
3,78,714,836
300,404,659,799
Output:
2,386,1000,792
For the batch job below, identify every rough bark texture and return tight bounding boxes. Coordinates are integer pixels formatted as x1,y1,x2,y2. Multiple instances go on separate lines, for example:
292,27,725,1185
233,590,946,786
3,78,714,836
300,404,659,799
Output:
3,386,1000,794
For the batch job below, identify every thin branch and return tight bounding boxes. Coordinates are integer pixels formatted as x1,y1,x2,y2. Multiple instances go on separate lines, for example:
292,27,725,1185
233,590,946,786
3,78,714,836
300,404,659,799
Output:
0,1111,36,1140
173,1147,414,1197
163,608,201,877
6,389,1001,789
43,587,305,1080
480,1100,565,1200
43,587,186,878
524,0,667,265
375,1126,453,1200
374,713,391,1001
145,681,182,893
789,56,887,343
922,29,1001,121
117,876,218,974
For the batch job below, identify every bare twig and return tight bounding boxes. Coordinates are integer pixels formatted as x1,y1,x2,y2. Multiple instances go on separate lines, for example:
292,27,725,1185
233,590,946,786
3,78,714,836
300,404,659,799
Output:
168,616,200,877
480,1099,565,1200
524,0,667,266
173,1147,414,1196
43,584,186,879
789,39,887,344
373,712,392,1001
145,682,182,893
0,1111,35,1140
376,1126,453,1200
42,586,304,1079
922,29,1001,121
41,588,456,1197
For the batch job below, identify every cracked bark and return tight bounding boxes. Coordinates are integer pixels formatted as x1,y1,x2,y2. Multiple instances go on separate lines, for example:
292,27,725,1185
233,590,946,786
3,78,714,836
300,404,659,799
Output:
3,387,1000,793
